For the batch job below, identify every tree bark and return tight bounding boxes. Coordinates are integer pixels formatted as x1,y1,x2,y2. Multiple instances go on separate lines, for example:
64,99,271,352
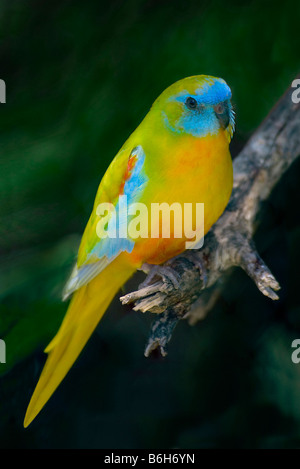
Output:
120,77,300,357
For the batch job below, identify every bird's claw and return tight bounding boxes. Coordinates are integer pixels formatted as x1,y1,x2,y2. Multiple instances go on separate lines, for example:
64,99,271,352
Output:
139,263,181,290
184,252,208,289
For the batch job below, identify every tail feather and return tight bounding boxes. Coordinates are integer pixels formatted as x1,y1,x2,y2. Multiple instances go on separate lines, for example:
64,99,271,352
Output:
24,257,136,428
44,284,86,354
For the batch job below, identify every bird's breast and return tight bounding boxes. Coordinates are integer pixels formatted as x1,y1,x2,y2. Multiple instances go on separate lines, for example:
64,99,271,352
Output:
145,132,232,205
129,131,233,265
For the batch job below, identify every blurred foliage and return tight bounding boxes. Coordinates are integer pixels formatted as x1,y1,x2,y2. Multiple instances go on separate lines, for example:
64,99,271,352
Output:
0,0,300,448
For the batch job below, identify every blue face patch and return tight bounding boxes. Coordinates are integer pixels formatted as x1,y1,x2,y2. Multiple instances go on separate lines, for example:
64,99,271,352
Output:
164,78,233,137
173,78,232,106
195,79,232,105
178,106,219,137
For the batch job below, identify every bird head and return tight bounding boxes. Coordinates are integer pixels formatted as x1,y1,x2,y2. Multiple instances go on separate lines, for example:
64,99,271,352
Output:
153,75,235,142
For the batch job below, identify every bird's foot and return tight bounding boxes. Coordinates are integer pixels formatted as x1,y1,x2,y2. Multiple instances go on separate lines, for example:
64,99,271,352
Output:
139,263,181,290
184,252,208,289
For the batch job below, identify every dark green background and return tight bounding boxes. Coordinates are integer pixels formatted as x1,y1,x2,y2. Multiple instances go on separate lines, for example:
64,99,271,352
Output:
0,0,300,448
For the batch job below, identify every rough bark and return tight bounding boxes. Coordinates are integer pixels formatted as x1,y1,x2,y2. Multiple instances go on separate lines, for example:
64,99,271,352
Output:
120,78,300,357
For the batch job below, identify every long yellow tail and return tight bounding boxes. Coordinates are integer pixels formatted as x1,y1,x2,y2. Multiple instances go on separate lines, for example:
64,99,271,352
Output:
24,256,136,427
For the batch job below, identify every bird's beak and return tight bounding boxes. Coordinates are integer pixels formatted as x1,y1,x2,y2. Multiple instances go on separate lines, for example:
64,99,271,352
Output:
214,102,230,130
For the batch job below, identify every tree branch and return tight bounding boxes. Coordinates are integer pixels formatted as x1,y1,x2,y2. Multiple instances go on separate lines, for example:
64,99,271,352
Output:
120,78,300,356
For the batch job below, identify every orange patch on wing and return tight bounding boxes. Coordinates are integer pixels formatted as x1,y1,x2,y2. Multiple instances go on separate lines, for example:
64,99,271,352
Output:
119,152,138,195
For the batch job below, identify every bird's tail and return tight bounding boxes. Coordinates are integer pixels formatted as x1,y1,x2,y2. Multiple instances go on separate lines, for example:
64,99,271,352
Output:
24,256,136,428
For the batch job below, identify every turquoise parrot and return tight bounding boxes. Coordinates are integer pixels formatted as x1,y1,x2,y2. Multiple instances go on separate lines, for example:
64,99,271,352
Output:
24,75,235,427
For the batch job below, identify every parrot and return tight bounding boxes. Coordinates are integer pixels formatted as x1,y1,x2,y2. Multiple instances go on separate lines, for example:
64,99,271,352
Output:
24,75,235,427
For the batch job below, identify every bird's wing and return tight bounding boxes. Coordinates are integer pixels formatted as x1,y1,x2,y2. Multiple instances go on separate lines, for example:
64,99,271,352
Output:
63,144,148,299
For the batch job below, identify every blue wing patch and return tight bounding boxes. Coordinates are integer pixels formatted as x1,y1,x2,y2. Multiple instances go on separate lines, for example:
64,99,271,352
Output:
63,145,148,299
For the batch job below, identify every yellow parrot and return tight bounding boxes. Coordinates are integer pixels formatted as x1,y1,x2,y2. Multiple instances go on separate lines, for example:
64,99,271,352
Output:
24,75,235,427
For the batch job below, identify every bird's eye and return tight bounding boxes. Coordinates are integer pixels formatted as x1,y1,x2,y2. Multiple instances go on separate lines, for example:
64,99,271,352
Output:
214,103,225,114
185,97,197,110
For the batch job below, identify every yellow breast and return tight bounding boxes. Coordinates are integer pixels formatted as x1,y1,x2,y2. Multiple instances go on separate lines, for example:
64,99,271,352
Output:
129,131,233,264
